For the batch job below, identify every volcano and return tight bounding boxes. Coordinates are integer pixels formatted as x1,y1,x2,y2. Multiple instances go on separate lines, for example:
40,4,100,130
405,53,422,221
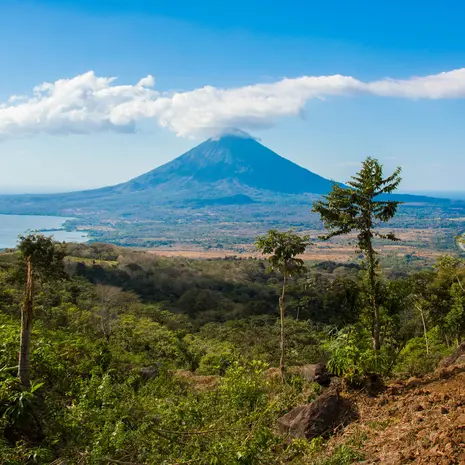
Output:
114,132,339,196
0,132,450,217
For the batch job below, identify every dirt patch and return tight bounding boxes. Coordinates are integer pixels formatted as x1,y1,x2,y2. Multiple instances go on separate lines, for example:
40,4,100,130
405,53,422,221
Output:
321,365,465,464
172,370,219,391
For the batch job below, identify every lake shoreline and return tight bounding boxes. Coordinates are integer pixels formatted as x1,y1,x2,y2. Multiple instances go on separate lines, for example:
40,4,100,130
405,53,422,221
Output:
0,214,89,249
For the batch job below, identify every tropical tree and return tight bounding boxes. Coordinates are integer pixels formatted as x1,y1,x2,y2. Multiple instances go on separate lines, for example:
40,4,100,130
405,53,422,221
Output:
17,234,66,386
255,230,309,382
312,157,402,351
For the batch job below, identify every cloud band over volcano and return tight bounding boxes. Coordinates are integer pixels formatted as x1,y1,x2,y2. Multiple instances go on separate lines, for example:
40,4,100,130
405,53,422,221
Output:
1,68,465,138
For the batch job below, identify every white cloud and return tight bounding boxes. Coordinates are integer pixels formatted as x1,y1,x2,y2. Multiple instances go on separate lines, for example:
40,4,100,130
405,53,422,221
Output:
0,72,158,136
366,68,465,99
150,75,363,137
137,75,155,88
1,68,465,138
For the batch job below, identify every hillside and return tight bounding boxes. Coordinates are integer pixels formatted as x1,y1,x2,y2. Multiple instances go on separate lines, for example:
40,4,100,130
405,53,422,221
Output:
319,358,465,464
0,242,464,464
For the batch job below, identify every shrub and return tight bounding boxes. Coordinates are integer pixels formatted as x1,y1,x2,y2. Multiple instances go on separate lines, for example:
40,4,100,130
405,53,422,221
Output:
394,328,451,377
197,342,238,375
326,326,395,385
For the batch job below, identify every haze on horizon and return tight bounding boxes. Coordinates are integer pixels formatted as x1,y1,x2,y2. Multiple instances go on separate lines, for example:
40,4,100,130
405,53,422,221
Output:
1,1,465,194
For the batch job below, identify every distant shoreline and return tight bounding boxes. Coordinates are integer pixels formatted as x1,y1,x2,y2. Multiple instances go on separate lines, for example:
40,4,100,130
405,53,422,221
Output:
0,214,89,249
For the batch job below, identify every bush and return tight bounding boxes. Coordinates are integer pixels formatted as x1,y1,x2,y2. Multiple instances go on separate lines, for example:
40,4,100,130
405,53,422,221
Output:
394,329,451,378
220,360,269,410
197,342,238,375
325,326,395,385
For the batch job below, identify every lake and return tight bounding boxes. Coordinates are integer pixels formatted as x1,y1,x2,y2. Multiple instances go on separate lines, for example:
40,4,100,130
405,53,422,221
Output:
0,214,88,249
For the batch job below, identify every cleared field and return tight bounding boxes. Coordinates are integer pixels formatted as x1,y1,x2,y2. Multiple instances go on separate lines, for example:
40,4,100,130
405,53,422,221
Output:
148,228,453,262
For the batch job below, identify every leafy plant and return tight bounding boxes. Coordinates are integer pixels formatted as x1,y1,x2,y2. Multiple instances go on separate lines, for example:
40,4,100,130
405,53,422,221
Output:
326,326,393,384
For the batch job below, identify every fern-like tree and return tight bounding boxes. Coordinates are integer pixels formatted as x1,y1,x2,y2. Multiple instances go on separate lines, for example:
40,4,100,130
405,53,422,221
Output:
256,230,309,382
17,234,66,386
312,157,402,351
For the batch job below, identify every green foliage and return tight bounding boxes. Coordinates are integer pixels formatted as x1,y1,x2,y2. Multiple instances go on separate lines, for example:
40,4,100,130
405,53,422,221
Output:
0,314,19,365
0,242,464,463
256,229,310,381
394,328,451,377
444,282,465,344
256,229,310,277
111,314,182,366
220,360,269,409
18,233,67,282
317,444,364,465
197,342,238,375
195,317,329,367
312,158,402,243
0,378,43,427
326,326,395,383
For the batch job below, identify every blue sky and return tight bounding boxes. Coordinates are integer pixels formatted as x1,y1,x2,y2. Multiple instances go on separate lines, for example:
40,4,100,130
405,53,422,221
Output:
1,0,465,193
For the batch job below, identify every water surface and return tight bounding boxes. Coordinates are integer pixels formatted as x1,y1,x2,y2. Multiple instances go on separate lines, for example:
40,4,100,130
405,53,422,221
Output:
0,214,88,249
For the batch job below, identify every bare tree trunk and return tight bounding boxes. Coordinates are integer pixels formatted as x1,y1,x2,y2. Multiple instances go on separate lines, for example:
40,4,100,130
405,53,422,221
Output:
100,307,111,341
279,274,287,383
367,244,380,351
456,275,464,292
18,256,33,387
445,334,451,348
415,302,429,354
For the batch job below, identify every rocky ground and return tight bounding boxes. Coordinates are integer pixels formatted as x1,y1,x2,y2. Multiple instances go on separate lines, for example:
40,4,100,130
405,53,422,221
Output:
176,356,465,464
320,361,465,464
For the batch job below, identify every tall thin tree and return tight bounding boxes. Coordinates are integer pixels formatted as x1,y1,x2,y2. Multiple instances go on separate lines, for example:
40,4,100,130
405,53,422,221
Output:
312,157,402,351
256,230,309,382
17,234,66,386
